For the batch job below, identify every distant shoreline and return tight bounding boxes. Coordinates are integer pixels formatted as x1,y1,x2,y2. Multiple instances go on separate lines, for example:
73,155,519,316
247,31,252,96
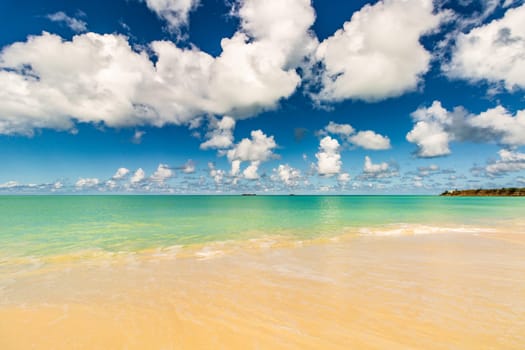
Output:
441,188,525,196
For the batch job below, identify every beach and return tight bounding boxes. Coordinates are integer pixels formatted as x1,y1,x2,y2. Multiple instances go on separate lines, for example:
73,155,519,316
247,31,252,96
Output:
1,196,524,349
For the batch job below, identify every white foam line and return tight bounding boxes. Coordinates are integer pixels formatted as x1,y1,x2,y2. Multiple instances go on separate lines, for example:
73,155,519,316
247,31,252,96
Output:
195,247,225,260
359,224,496,237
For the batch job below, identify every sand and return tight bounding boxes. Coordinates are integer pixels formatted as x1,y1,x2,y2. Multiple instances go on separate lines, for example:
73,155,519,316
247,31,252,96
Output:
1,232,525,349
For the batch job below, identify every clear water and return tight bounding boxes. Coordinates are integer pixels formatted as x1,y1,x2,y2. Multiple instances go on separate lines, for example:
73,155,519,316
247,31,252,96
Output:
1,195,524,259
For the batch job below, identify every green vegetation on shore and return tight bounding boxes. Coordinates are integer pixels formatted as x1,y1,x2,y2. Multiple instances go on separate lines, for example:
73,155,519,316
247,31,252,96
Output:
441,188,525,196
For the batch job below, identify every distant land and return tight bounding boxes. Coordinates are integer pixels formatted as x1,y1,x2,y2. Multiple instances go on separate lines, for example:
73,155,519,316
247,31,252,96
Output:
441,188,525,196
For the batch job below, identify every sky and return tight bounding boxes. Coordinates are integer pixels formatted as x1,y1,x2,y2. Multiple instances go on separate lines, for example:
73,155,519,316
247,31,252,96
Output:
0,0,524,194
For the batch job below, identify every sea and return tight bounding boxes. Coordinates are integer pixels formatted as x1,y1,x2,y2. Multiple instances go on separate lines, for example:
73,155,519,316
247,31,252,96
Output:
1,195,524,260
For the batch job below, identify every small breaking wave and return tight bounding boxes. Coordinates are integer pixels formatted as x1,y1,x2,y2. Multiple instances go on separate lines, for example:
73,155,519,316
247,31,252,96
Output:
358,224,496,237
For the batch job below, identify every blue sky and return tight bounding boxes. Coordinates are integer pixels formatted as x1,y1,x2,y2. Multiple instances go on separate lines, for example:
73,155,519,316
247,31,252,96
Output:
0,0,524,194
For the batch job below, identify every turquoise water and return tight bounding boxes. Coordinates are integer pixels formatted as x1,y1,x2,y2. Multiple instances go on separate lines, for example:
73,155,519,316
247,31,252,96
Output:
1,195,524,258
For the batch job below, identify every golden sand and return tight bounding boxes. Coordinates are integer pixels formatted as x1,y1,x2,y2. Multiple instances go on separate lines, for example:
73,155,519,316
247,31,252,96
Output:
1,233,525,349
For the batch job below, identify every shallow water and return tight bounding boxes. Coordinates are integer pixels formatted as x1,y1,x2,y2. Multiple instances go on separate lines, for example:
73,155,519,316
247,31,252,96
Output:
1,195,524,258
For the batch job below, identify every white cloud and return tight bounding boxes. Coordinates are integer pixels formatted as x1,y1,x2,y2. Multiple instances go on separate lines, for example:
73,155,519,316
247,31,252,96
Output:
226,130,277,163
106,180,118,190
112,167,130,180
182,160,196,173
0,180,69,192
0,32,157,136
46,12,87,33
337,172,351,183
486,149,525,175
144,0,199,32
237,0,318,68
75,177,100,188
348,130,391,150
314,0,444,102
316,136,341,176
208,162,225,185
273,164,301,186
406,101,452,157
0,0,316,136
407,101,525,157
230,159,241,176
362,156,398,179
468,107,525,146
0,181,20,189
200,116,236,150
130,168,146,184
150,163,173,183
364,156,389,173
445,4,525,91
226,129,277,179
132,130,146,144
324,121,354,137
322,121,391,150
417,164,440,177
243,161,261,180
503,0,519,8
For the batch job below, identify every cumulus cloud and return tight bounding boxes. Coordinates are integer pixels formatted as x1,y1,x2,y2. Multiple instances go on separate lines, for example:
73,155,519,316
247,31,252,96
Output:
112,167,130,180
362,156,398,179
337,172,351,183
316,136,342,176
226,129,277,180
227,130,277,163
200,116,236,150
130,168,146,184
486,149,525,175
242,161,261,180
230,159,241,176
273,164,301,186
407,101,525,157
406,101,452,157
144,0,199,32
0,0,316,136
468,106,525,145
75,177,100,189
208,162,225,185
324,121,354,137
314,0,444,102
0,33,157,136
445,4,525,91
364,156,388,173
321,121,391,150
237,0,318,68
348,131,391,150
150,163,173,183
46,12,87,33
181,159,196,174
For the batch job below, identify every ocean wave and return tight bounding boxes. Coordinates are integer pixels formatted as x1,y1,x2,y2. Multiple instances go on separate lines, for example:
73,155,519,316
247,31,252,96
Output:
358,224,496,237
194,247,225,260
0,222,510,277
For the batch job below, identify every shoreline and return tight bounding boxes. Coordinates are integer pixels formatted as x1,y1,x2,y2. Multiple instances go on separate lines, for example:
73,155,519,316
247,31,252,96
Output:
1,221,514,274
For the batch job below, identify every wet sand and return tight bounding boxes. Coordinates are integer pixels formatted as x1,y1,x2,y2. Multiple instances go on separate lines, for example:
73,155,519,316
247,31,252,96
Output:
1,232,525,349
